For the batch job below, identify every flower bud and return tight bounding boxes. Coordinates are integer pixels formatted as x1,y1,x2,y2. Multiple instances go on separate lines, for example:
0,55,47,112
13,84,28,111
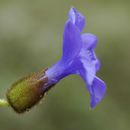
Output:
6,69,50,113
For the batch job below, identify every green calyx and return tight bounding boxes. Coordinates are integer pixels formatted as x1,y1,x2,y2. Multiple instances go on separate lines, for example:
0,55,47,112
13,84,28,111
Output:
6,69,48,113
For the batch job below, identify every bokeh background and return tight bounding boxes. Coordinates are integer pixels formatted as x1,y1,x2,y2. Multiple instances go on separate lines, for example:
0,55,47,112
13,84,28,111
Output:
0,0,130,130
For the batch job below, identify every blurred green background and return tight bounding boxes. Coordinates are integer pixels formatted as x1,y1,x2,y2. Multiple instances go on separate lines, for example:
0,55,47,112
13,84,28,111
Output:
0,0,130,130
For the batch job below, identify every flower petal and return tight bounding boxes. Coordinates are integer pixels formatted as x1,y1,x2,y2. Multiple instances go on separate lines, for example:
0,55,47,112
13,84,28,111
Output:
81,33,100,71
90,76,106,108
81,33,98,49
79,48,105,108
61,21,82,64
69,7,86,32
80,69,106,108
80,49,96,86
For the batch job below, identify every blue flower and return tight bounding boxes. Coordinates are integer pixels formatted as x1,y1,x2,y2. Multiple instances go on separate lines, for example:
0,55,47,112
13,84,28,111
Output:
46,7,106,108
6,7,106,113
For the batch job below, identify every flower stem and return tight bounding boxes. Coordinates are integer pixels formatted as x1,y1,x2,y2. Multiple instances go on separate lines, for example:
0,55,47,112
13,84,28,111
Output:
0,99,9,107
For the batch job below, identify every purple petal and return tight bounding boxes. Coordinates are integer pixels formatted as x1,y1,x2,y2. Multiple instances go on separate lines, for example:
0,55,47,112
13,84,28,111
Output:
90,77,106,108
94,58,101,72
80,49,96,86
80,68,106,108
81,33,100,71
69,7,86,32
61,21,82,64
81,33,98,49
89,49,101,71
79,46,105,108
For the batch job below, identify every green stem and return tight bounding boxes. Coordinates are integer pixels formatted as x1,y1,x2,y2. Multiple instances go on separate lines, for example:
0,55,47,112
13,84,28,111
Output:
0,99,9,107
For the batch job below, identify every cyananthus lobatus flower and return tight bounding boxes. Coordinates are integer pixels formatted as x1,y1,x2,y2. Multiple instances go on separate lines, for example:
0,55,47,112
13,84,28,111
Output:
0,7,106,113
46,7,106,108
